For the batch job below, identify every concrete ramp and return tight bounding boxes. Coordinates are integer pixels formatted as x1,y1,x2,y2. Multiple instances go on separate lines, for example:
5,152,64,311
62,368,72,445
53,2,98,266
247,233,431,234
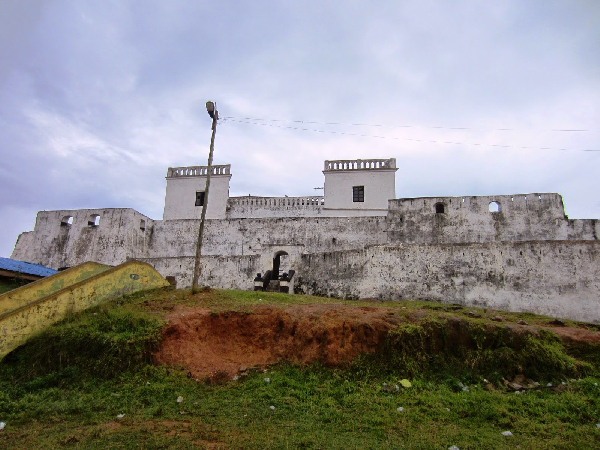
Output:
0,260,170,360
0,261,110,314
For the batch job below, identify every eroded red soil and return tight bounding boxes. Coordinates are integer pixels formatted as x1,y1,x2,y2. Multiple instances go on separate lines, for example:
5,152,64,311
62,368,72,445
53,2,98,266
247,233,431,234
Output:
153,303,600,379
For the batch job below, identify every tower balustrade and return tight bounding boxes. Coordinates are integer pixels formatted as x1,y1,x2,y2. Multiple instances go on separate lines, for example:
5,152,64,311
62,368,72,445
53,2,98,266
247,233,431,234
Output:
323,158,396,171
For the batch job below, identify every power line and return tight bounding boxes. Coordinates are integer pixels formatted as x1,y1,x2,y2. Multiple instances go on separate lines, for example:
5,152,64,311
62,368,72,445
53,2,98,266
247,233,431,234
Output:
221,117,600,153
221,116,597,133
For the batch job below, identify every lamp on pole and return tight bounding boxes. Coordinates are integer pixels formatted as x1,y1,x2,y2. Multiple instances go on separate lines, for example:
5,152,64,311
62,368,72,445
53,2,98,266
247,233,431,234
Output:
192,101,218,293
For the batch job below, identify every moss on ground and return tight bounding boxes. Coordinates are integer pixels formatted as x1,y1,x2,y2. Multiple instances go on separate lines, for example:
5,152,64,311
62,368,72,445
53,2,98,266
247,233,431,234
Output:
1,287,599,449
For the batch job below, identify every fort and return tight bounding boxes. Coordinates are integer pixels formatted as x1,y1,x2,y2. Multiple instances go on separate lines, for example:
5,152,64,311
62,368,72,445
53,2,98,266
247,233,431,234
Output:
11,158,600,323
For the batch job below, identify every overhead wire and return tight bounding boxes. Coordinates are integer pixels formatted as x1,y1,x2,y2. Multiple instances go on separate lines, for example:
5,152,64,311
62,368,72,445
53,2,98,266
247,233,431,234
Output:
221,116,596,133
220,117,600,153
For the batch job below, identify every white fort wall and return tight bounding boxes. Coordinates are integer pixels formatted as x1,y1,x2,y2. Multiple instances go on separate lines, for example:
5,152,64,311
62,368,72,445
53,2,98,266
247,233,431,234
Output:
145,216,389,260
11,195,598,272
142,240,600,323
386,193,599,244
226,196,325,219
142,255,260,290
293,241,600,323
8,157,600,323
225,196,393,218
12,208,153,269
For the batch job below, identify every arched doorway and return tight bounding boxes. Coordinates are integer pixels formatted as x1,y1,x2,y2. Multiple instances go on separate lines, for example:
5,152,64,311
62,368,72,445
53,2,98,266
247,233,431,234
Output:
272,251,289,280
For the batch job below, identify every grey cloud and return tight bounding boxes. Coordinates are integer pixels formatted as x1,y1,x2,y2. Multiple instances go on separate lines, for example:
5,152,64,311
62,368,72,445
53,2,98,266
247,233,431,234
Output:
1,0,599,257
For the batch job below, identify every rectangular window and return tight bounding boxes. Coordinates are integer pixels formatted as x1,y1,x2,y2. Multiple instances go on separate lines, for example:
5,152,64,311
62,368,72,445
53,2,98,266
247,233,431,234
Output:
353,186,364,202
195,191,206,206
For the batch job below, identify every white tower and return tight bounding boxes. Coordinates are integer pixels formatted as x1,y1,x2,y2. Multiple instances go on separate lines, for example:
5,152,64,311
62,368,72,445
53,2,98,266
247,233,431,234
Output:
323,158,397,212
163,164,231,220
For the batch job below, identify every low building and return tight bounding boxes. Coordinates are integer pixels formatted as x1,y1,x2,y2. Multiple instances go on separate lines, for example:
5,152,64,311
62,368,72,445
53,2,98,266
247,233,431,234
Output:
0,257,58,294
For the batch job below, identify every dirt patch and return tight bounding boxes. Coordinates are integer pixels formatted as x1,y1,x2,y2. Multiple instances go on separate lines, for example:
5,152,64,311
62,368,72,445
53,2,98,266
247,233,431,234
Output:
153,303,600,379
542,326,600,344
101,421,123,430
154,304,406,378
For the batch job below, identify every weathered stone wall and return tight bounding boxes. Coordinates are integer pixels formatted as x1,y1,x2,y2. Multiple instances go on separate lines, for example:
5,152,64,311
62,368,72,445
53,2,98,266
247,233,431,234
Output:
11,209,153,270
386,193,599,244
145,216,389,259
9,190,600,324
140,239,600,323
294,241,600,323
141,255,261,290
11,196,598,288
11,211,389,273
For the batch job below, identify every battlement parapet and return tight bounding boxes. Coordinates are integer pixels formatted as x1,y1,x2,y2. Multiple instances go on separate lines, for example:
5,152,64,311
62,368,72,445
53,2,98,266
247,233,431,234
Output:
166,164,231,178
323,158,396,172
229,196,325,208
388,193,565,216
226,196,325,219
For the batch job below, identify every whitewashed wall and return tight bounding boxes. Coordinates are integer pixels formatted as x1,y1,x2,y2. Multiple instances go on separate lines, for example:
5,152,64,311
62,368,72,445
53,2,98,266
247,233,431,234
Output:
323,158,397,211
163,166,231,220
386,193,599,244
11,208,152,269
294,241,600,323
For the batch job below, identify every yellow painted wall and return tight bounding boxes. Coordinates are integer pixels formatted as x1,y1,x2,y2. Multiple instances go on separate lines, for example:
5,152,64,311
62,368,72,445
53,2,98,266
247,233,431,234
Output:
0,260,169,360
0,262,110,314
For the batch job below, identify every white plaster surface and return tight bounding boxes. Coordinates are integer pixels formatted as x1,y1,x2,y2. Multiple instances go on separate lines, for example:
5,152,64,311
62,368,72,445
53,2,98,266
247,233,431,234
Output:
323,159,397,211
163,168,231,220
9,158,600,323
11,208,152,269
386,193,599,244
294,241,600,323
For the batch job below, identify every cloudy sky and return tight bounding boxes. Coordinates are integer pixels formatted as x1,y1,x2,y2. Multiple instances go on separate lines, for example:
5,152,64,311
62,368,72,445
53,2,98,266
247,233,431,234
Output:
1,0,599,258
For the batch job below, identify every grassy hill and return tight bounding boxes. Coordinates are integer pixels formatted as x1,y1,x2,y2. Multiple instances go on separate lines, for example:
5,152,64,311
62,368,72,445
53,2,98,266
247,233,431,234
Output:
1,287,599,448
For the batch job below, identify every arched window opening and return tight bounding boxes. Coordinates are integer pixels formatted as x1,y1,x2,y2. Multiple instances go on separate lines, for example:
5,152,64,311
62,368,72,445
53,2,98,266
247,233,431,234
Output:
88,214,100,227
435,203,445,214
61,215,73,227
272,251,290,279
489,201,500,213
140,219,146,231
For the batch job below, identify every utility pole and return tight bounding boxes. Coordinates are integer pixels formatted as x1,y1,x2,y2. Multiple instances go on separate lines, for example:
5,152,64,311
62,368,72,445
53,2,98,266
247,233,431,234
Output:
192,101,218,293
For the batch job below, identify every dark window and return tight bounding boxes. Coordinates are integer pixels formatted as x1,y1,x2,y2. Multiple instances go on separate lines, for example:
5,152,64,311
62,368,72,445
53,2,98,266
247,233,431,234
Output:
195,191,206,206
435,203,445,214
352,186,364,202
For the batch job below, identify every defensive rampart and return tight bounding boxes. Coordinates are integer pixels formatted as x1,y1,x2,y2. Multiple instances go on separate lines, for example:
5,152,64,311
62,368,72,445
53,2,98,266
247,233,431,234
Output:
144,216,389,259
12,208,154,269
8,190,600,323
294,240,600,323
386,193,599,244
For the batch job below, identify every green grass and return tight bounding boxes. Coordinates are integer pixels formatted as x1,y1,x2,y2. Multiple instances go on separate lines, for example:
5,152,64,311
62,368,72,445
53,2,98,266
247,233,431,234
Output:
1,364,600,449
1,287,600,448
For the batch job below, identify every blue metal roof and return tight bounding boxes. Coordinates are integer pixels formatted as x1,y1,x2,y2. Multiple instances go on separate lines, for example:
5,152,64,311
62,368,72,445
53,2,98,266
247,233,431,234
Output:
0,257,58,278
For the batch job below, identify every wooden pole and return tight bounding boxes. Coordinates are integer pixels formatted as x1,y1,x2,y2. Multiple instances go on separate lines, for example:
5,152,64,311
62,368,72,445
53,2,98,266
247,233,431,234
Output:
192,104,218,293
